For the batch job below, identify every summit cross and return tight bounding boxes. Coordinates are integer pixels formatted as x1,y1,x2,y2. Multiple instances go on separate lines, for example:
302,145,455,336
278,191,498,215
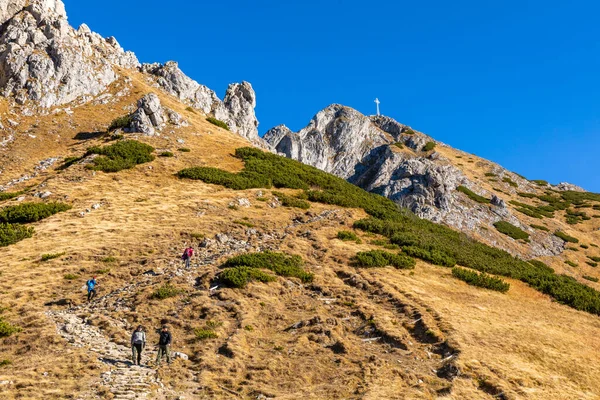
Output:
374,98,381,116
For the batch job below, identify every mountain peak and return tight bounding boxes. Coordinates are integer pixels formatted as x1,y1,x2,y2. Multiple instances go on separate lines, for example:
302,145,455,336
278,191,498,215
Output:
1,0,66,25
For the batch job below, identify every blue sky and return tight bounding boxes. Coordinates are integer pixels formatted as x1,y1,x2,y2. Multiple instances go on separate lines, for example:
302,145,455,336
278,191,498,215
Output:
66,0,599,191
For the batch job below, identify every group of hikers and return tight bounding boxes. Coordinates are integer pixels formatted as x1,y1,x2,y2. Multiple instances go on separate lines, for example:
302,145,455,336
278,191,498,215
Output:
81,246,194,367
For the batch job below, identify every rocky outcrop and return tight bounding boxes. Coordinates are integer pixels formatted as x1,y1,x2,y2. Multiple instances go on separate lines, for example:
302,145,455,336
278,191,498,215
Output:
554,182,585,192
266,105,565,258
0,0,138,109
141,62,259,143
127,93,186,136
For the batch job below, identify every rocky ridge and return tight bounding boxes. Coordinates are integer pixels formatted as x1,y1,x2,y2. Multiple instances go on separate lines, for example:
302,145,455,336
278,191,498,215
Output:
265,105,565,258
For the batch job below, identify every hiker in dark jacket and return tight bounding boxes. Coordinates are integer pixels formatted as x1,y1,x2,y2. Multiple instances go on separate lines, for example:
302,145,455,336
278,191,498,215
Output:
86,277,98,302
156,325,172,366
182,246,194,269
131,325,146,366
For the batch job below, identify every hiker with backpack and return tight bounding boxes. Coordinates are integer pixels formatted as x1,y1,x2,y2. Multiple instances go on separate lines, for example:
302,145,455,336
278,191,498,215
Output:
86,277,98,302
155,325,172,366
131,325,146,366
182,246,194,269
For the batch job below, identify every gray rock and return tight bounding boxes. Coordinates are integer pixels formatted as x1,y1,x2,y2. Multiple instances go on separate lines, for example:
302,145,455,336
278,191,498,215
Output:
554,182,585,192
127,93,169,136
141,62,259,143
0,0,139,109
491,195,506,208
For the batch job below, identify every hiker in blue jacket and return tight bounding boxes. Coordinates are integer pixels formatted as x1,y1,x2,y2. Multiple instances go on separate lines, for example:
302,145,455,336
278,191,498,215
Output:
86,277,98,302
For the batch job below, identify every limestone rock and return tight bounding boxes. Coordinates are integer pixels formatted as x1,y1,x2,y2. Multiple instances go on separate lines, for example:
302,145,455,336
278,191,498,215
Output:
554,182,585,192
0,0,139,108
141,62,259,142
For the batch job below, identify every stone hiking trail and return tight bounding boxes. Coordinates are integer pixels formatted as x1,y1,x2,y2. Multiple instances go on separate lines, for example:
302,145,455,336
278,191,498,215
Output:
45,209,461,399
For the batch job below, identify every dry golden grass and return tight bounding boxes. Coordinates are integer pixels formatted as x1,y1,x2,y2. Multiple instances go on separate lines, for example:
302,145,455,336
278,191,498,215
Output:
0,71,600,399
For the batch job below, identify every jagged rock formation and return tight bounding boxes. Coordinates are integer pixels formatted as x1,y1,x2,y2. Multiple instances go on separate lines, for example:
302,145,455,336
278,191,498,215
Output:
266,105,564,258
0,0,138,108
126,93,186,136
141,62,260,143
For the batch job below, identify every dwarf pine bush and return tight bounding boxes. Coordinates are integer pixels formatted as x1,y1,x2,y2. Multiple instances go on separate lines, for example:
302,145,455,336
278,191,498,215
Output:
206,117,229,130
531,224,550,232
87,140,155,173
584,276,599,283
220,251,313,288
151,283,183,300
0,223,34,247
423,142,436,152
108,114,133,131
0,319,21,337
554,231,579,244
0,202,71,224
502,177,518,187
177,147,600,316
457,186,490,204
452,267,510,293
354,250,415,269
337,231,361,243
272,191,311,209
493,221,529,240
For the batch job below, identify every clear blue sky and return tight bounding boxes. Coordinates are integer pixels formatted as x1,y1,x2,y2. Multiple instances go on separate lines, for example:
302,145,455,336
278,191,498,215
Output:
65,0,600,191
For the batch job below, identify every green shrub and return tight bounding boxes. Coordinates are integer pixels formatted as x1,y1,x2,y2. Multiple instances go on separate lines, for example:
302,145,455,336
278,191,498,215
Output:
194,328,218,340
592,244,599,248
337,231,360,243
584,276,599,283
484,173,497,177
565,261,578,268
404,129,415,135
456,186,490,204
354,250,415,269
393,142,404,149
531,180,549,186
151,283,183,300
185,106,196,113
493,221,529,240
234,220,255,228
554,231,579,243
178,148,191,152
509,201,554,218
401,246,456,267
581,244,589,249
219,267,276,288
64,274,79,280
589,256,600,263
272,191,311,209
159,151,174,158
178,147,600,316
221,251,313,286
0,319,21,337
206,117,229,130
587,262,598,268
0,202,71,224
565,209,590,225
0,191,23,201
101,256,117,263
108,114,133,131
531,224,549,232
0,223,34,247
41,252,65,262
560,191,600,205
423,142,436,152
517,192,537,198
452,267,510,293
502,177,518,188
0,359,12,367
87,140,155,173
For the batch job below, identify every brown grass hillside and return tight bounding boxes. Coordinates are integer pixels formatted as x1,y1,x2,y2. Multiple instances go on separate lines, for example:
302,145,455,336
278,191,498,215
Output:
0,72,599,399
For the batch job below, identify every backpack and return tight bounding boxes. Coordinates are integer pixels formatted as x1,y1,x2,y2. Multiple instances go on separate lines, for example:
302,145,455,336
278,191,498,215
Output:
187,248,194,258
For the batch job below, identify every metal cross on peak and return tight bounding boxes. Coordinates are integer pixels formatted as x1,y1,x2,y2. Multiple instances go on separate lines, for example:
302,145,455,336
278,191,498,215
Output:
374,98,381,116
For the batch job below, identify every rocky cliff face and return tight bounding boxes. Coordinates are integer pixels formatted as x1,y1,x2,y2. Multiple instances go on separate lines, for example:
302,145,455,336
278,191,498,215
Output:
0,0,259,145
0,0,138,109
141,62,260,143
265,105,565,258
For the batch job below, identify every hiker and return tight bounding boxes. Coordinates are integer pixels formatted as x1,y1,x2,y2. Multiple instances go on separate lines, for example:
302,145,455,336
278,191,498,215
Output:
131,325,146,366
156,325,172,366
86,277,98,302
182,246,194,269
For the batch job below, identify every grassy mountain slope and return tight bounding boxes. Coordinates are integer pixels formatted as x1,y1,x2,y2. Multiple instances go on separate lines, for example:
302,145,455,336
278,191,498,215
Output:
0,71,599,399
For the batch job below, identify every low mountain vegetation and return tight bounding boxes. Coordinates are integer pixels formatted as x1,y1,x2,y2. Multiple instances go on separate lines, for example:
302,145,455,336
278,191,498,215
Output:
0,202,71,224
354,250,415,269
41,252,65,262
502,177,518,187
554,231,579,244
272,191,311,209
452,267,510,293
531,224,550,232
220,251,314,288
493,221,529,240
337,231,361,243
108,114,133,131
423,142,436,151
151,283,183,300
584,276,599,283
565,260,578,268
0,191,24,201
86,140,155,173
456,186,490,204
206,116,229,130
0,223,34,247
0,318,21,338
178,148,600,315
